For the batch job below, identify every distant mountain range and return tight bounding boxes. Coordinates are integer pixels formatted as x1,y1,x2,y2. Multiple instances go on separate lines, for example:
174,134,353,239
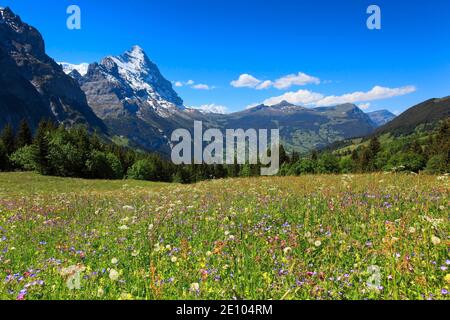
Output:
201,101,377,153
367,110,396,127
2,7,448,156
59,62,89,77
59,42,386,154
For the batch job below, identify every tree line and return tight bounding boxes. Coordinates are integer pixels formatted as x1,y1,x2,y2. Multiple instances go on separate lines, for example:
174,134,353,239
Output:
0,119,448,182
280,119,449,175
0,119,275,183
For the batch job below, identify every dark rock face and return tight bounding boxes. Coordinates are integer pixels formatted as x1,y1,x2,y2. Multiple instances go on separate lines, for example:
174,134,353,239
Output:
0,7,106,132
0,44,54,131
68,69,83,83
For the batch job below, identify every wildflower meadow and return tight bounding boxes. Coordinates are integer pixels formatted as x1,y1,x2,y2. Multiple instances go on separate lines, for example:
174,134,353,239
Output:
0,172,448,300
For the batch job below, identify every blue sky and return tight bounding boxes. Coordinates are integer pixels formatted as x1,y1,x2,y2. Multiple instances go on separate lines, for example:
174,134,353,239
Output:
2,0,450,113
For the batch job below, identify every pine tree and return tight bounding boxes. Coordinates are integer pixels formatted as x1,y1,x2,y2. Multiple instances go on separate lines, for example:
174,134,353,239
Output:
311,150,318,162
436,119,450,156
16,120,33,148
351,149,359,162
0,141,8,171
33,120,51,175
279,145,290,165
291,150,300,164
360,147,373,172
368,136,381,156
410,140,423,155
0,123,15,155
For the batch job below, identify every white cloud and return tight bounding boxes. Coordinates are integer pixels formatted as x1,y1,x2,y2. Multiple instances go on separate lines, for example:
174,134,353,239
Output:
174,79,213,90
273,72,320,89
192,84,211,90
230,74,262,88
256,80,273,90
358,103,371,110
262,85,416,107
315,85,416,107
264,90,324,106
191,104,229,114
231,72,320,90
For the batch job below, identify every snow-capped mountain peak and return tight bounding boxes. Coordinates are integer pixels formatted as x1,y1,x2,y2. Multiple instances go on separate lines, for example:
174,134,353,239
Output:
189,104,229,114
88,45,184,109
75,45,184,124
124,45,146,61
60,62,89,76
108,47,153,91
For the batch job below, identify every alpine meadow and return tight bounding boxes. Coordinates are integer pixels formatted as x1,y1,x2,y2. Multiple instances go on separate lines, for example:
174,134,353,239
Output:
0,1,449,303
0,173,448,300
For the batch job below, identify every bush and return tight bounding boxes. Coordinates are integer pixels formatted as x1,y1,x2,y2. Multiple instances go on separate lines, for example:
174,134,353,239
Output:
127,159,159,181
10,145,37,171
48,141,85,177
387,152,426,173
172,169,189,184
106,153,124,179
278,163,291,176
286,159,316,175
339,157,354,173
426,154,449,174
86,151,123,179
317,153,339,174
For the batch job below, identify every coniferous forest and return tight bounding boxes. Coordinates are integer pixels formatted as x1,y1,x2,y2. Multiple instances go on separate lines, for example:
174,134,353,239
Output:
1,119,448,183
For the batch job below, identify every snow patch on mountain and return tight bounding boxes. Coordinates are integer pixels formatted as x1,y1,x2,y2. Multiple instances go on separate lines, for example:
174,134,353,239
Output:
60,62,89,76
80,45,184,113
190,104,229,114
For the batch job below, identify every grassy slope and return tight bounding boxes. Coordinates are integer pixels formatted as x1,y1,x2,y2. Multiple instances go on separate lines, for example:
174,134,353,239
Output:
0,172,448,300
0,172,169,197
332,128,432,156
375,97,450,136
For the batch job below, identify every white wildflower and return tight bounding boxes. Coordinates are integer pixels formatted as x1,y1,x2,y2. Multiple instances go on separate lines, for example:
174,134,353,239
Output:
109,269,119,281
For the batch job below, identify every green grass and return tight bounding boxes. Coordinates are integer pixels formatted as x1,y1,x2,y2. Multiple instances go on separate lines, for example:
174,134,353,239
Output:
0,172,167,197
0,172,448,300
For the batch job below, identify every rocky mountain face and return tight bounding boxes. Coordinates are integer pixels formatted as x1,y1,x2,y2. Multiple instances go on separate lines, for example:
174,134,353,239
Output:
367,110,396,127
71,46,201,154
79,45,184,114
0,7,106,132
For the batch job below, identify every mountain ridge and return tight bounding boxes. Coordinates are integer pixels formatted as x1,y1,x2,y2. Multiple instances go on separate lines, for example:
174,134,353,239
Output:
0,7,106,132
367,109,396,127
375,96,450,135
